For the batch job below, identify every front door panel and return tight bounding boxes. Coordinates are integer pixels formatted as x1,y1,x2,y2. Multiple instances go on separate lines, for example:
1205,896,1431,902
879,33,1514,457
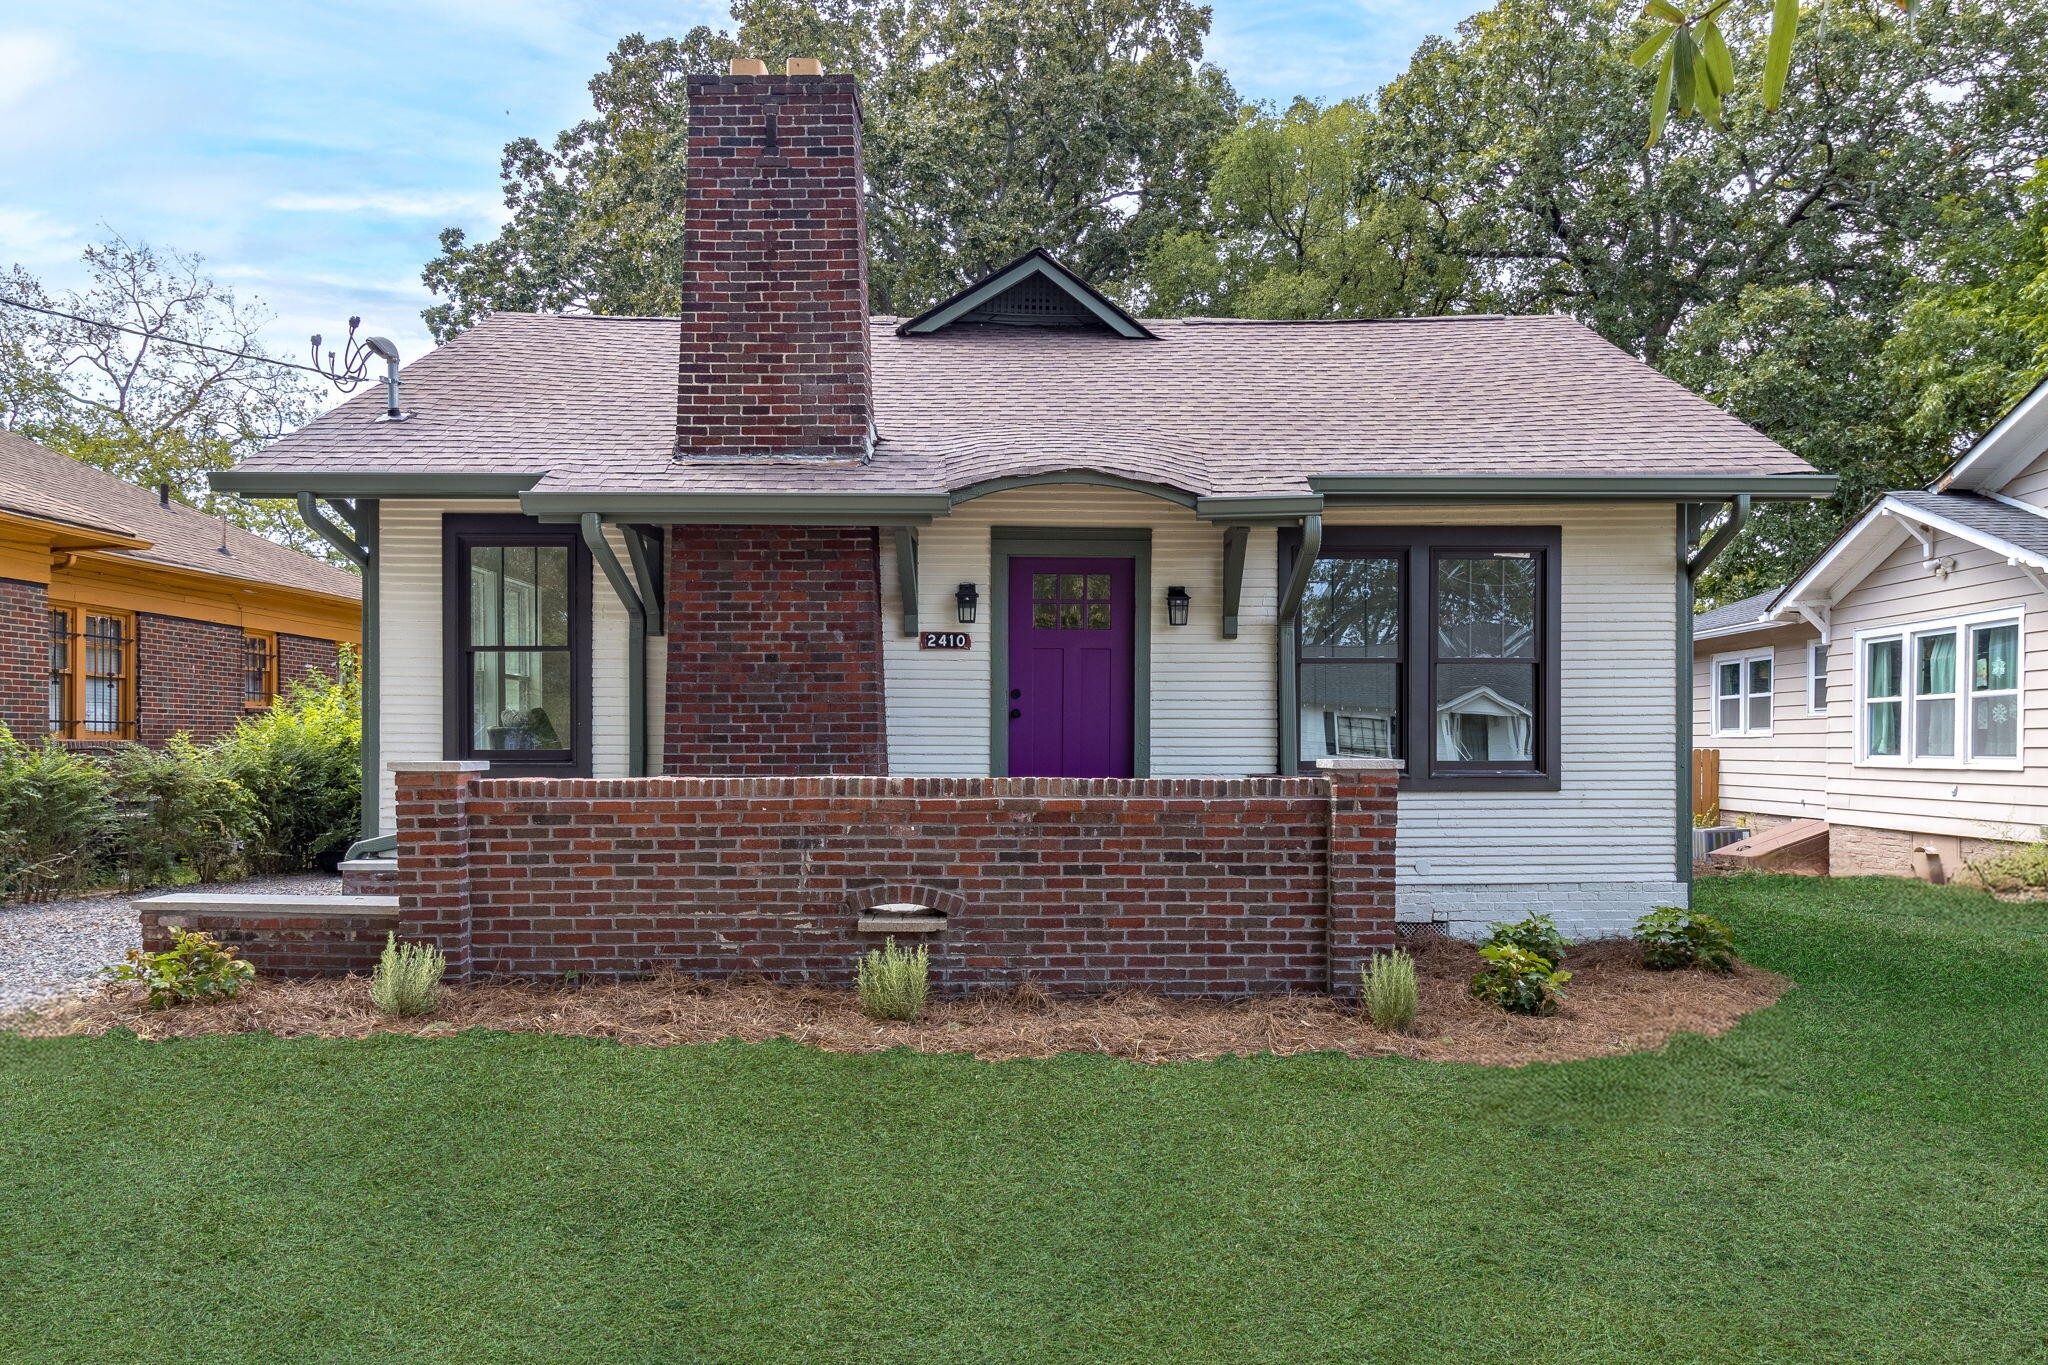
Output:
1007,557,1135,777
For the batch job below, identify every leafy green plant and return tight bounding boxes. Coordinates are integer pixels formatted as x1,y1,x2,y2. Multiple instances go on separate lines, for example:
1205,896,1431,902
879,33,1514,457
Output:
1362,949,1418,1032
105,928,256,1008
106,736,258,888
1634,906,1739,971
1483,913,1570,968
1965,831,2048,893
1470,943,1572,1016
213,660,361,873
0,725,114,901
855,938,930,1022
369,933,448,1017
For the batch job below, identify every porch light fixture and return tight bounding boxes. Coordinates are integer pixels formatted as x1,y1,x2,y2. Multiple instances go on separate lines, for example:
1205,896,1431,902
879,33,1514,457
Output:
954,582,979,624
1166,585,1191,627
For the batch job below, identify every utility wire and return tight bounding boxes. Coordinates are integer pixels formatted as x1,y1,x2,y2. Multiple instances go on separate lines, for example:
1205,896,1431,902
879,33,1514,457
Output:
0,293,342,380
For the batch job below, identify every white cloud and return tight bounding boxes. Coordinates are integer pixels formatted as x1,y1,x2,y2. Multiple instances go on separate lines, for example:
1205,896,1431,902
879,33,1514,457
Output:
0,207,85,268
0,31,74,114
269,190,506,221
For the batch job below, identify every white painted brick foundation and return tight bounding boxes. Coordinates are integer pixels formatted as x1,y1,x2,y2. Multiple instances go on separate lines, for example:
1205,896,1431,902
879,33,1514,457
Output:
1398,880,1690,940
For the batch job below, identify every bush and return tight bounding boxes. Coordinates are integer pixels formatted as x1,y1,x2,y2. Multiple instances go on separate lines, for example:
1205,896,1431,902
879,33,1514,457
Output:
1966,832,2048,892
1483,912,1570,968
1633,907,1738,971
369,933,447,1017
0,726,114,901
213,661,361,873
1362,949,1417,1032
856,937,930,1021
105,928,255,1008
1470,943,1571,1016
105,737,258,888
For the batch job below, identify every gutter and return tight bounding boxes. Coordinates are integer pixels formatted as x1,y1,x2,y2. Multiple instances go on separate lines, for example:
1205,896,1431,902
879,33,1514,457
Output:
1311,474,1835,502
581,513,651,777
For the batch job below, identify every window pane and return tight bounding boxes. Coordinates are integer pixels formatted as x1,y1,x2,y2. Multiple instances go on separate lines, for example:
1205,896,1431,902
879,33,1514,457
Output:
82,615,125,735
1915,697,1956,758
535,547,570,647
1747,658,1772,696
1973,694,2020,759
1300,558,1400,659
1748,691,1772,732
1718,697,1741,733
1811,645,1829,710
472,649,572,751
1436,555,1536,659
1717,661,1740,698
47,610,68,730
1973,623,2018,693
1917,632,1957,696
1866,639,1902,699
1434,662,1535,764
469,546,504,646
1299,662,1400,762
1868,699,1901,757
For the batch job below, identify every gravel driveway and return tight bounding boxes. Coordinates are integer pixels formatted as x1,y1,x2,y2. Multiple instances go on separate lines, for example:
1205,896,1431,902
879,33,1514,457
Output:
0,872,342,1015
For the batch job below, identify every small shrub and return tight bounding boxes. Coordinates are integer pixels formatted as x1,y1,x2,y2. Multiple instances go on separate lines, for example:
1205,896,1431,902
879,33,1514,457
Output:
855,937,930,1022
1692,806,1721,829
214,661,361,873
1362,949,1417,1032
0,726,114,901
105,929,255,1008
1470,943,1571,1016
369,933,447,1017
106,737,258,888
1633,907,1738,971
1483,912,1570,968
1965,831,2048,892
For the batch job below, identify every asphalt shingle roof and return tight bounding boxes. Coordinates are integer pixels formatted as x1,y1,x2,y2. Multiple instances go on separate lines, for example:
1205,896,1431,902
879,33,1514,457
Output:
0,429,360,600
1889,490,2048,560
231,311,1816,498
1692,589,1781,636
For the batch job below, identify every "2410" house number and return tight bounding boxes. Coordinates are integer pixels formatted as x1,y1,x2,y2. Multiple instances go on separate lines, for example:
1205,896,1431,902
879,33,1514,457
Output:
919,631,972,650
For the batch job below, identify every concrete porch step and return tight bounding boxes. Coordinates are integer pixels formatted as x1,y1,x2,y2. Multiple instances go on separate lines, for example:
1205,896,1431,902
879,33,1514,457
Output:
136,893,400,921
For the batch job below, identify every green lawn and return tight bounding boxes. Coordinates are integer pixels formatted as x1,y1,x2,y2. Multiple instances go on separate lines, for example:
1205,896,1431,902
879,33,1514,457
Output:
5,876,2048,1364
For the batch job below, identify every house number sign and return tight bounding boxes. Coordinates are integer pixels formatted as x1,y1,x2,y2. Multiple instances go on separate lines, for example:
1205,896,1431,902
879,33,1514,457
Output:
920,631,972,650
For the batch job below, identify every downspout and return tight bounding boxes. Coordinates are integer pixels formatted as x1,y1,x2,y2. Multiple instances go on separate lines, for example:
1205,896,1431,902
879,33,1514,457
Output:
296,493,383,852
1675,495,1750,890
581,513,648,777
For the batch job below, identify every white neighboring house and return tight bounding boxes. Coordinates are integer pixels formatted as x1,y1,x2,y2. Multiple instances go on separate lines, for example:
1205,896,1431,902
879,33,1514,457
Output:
1692,374,2048,877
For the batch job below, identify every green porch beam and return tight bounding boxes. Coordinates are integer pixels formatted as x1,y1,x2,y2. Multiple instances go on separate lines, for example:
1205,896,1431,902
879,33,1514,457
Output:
1220,525,1249,640
581,514,651,778
894,526,919,636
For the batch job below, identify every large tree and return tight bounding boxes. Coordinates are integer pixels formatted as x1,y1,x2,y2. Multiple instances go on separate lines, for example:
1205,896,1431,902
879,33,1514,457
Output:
0,236,329,555
423,0,1234,337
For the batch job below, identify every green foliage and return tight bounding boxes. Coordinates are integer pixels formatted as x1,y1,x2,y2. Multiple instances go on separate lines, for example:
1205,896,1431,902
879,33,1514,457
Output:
104,928,256,1009
1482,913,1570,968
855,937,930,1022
1963,832,2048,893
1470,943,1571,1016
1633,906,1738,971
0,726,114,901
1362,949,1418,1032
105,737,258,888
369,933,448,1018
213,662,362,873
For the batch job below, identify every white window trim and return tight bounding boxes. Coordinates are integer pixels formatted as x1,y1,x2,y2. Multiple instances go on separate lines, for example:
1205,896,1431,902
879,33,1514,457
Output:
1808,641,1829,715
1853,606,2025,772
1710,648,1775,738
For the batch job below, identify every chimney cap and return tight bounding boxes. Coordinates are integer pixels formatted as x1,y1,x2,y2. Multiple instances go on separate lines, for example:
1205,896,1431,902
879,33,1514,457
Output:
785,57,824,76
728,57,769,76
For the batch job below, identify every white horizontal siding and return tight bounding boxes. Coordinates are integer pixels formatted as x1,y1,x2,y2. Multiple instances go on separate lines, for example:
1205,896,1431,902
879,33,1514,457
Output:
1691,629,1829,820
1999,446,2048,509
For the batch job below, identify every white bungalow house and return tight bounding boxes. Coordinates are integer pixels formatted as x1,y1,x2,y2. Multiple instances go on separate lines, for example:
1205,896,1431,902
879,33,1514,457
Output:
1693,372,2048,879
211,61,1831,941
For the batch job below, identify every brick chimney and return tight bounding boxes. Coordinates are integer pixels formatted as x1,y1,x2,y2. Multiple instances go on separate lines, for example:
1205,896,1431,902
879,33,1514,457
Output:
677,59,873,463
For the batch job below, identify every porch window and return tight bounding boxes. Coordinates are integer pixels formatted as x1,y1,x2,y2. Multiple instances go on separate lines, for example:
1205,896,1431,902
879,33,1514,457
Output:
1809,642,1829,713
1858,611,2021,767
1290,527,1559,787
443,516,592,774
1712,651,1773,738
243,631,277,708
47,605,136,740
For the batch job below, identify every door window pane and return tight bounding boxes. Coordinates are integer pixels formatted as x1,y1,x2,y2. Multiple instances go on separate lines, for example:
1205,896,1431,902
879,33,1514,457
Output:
1434,662,1535,763
1436,555,1536,658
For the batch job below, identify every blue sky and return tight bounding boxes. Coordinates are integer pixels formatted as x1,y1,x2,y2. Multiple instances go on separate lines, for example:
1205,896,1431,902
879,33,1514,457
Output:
0,0,1483,378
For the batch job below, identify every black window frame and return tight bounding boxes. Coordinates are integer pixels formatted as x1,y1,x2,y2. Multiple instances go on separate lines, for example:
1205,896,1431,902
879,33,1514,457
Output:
442,513,593,777
1283,525,1562,791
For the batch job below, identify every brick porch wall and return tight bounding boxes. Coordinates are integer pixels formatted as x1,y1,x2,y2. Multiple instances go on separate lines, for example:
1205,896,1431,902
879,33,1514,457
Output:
389,759,1399,998
140,905,398,976
137,612,246,744
664,525,887,775
0,577,47,740
277,633,342,689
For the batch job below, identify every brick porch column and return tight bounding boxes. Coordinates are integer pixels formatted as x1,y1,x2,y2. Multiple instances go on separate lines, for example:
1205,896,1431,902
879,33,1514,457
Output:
391,761,488,981
1320,757,1401,996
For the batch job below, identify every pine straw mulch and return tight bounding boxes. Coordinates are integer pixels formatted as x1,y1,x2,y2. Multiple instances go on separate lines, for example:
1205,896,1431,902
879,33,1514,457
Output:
4,937,1787,1066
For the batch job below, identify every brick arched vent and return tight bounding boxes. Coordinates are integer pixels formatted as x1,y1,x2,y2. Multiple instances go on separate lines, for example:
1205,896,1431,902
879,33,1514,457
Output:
844,882,965,919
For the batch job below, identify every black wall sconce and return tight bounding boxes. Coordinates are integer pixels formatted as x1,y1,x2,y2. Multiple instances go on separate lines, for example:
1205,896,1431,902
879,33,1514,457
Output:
955,583,980,624
1165,585,1191,627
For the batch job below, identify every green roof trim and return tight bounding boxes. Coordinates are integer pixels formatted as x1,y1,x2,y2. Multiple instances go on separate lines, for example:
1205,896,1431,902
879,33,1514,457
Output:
1308,474,1837,501
896,249,1153,339
519,489,950,526
211,470,544,498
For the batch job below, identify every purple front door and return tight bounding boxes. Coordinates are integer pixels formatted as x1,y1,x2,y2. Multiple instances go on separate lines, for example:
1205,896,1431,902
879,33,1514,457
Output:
1007,557,1135,777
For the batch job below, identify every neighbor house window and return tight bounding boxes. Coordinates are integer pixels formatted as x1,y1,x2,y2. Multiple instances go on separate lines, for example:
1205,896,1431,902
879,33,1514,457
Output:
1713,650,1774,738
1809,642,1829,714
1290,527,1559,787
1858,611,2022,767
243,631,277,708
443,515,591,774
46,605,135,740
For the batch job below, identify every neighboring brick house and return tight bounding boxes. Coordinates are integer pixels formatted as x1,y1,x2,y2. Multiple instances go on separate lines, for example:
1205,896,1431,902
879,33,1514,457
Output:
0,430,359,746
198,58,1834,991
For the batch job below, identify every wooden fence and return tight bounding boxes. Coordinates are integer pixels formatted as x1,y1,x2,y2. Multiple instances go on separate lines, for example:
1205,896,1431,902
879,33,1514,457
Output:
1691,747,1721,821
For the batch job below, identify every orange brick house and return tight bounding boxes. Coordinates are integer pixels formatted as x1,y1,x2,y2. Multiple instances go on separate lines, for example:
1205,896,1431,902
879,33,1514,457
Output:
0,430,360,745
